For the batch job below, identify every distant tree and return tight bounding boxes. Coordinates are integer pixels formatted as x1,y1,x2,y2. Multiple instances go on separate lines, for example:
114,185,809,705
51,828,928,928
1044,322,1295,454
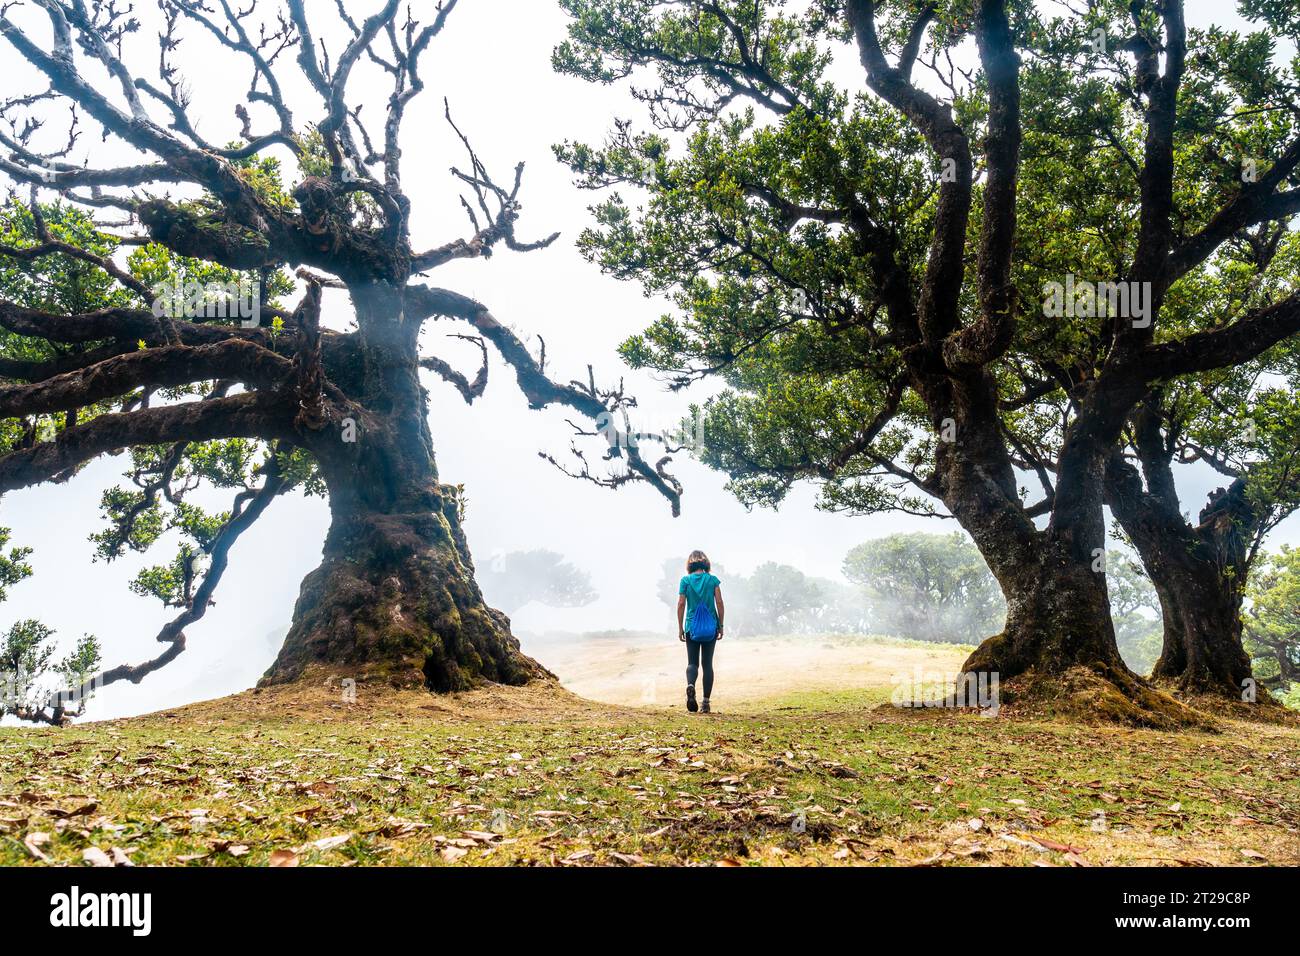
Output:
741,561,823,635
1107,553,1164,677
842,533,1005,644
1245,546,1300,694
0,527,100,724
657,556,681,611
477,550,597,616
804,576,871,635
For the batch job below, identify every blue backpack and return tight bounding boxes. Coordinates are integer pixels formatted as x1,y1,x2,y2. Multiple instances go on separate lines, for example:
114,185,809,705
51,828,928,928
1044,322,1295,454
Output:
687,588,718,642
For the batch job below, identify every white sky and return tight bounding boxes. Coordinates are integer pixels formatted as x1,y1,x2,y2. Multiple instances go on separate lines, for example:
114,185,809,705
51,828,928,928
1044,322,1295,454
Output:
0,0,1294,719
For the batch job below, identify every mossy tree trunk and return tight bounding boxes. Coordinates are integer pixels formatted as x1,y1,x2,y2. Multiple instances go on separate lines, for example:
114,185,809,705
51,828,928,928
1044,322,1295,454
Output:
262,476,544,690
262,281,546,690
929,385,1196,725
921,376,1127,682
1108,451,1259,698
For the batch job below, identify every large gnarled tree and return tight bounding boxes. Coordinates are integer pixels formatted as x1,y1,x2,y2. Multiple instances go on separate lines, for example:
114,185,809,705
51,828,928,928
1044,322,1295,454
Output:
0,0,680,722
554,0,1300,722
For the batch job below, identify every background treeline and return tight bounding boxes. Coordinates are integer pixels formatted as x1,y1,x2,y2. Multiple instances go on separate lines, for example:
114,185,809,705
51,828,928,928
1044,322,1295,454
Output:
656,533,1160,669
468,533,1295,703
656,533,1299,704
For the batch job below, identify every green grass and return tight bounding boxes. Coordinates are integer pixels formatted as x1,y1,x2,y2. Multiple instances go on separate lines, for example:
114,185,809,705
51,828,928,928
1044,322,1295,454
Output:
1,681,1297,867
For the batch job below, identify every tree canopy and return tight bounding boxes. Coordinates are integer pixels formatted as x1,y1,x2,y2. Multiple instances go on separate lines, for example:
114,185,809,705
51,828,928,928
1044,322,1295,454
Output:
554,0,1300,717
0,0,683,722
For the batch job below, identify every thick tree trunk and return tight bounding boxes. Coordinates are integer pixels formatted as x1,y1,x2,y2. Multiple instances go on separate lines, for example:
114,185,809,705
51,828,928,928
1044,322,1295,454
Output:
1108,464,1258,698
262,280,547,691
961,541,1122,678
956,532,1193,725
929,382,1125,680
932,387,1196,725
1148,554,1253,695
262,481,545,690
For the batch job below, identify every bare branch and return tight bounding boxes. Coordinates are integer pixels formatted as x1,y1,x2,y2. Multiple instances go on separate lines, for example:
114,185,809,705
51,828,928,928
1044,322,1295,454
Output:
406,283,683,515
46,456,290,722
420,334,487,404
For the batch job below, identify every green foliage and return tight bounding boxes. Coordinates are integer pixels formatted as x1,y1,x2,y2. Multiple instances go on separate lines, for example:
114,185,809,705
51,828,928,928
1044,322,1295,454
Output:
0,619,56,697
274,446,327,498
0,528,33,603
89,440,257,565
0,617,101,720
554,0,837,120
553,0,1300,539
128,565,178,606
229,150,298,213
0,200,138,313
125,150,292,329
171,502,229,550
90,486,167,560
0,199,322,718
56,634,102,688
0,526,101,719
131,545,199,608
0,202,139,455
91,437,320,614
127,236,291,329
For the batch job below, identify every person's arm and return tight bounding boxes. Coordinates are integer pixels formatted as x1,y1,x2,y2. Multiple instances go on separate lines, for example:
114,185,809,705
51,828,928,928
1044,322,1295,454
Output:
677,594,687,641
714,585,725,639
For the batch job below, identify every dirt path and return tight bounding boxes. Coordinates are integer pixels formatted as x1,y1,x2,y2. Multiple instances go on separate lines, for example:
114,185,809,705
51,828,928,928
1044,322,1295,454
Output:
522,632,972,709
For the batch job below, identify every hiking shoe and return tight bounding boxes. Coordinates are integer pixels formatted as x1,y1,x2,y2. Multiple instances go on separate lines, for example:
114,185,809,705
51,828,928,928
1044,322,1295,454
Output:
701,699,711,714
686,686,698,713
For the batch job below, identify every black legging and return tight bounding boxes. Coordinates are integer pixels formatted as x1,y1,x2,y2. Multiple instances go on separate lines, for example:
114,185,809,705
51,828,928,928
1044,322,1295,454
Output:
686,639,716,698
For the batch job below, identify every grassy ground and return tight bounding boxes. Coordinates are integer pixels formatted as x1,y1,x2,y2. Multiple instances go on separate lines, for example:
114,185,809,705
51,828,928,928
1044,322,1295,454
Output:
2,661,1298,867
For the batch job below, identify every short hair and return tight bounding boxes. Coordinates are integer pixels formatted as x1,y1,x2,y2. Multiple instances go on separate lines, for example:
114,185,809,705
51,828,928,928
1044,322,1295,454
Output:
686,550,711,573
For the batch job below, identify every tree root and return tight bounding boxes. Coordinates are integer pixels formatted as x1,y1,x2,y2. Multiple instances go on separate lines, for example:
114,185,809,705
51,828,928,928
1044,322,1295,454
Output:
996,664,1217,731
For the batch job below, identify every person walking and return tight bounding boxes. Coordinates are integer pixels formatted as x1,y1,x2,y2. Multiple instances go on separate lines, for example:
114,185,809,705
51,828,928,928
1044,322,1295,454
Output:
677,550,724,713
